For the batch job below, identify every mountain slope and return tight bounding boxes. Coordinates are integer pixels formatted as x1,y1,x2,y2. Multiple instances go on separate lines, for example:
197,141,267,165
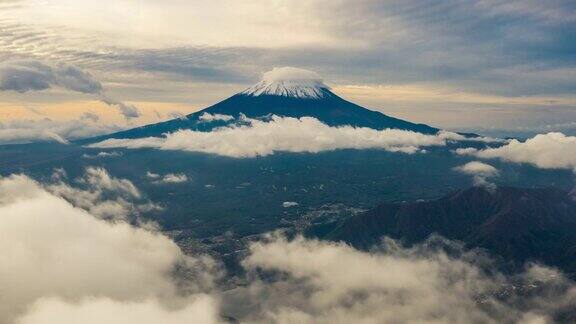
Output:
86,67,437,142
312,186,576,272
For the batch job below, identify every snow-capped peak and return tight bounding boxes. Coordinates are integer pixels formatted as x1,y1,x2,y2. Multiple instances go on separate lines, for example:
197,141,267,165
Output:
240,67,330,99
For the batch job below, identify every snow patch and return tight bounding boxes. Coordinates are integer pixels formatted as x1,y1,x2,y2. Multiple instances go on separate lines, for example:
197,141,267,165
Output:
241,67,329,99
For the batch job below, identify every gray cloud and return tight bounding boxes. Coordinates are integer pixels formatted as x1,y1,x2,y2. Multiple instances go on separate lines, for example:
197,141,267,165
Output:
0,60,102,93
0,60,141,118
2,1,575,99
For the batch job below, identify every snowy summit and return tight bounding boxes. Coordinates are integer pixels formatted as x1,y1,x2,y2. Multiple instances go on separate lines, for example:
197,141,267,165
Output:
240,67,330,99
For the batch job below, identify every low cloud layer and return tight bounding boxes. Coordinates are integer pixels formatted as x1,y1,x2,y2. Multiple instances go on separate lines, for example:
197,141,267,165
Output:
90,116,496,158
0,60,141,118
2,170,576,323
0,115,122,144
18,297,219,324
457,132,576,172
0,173,219,324
228,235,576,323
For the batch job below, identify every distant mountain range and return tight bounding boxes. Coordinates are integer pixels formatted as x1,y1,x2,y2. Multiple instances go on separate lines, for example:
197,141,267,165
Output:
311,186,576,273
86,67,437,142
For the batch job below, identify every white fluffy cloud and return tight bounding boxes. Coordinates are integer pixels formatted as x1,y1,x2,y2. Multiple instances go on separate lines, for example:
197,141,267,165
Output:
90,116,496,158
17,297,219,324
199,113,234,123
454,161,499,190
48,167,161,222
146,171,189,184
454,161,499,177
234,235,576,323
0,60,140,118
456,132,576,172
3,168,576,323
0,174,220,324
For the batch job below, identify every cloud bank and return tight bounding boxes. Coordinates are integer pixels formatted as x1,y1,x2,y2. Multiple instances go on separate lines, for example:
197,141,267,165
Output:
457,132,576,172
90,116,495,158
0,173,220,324
0,60,141,118
2,171,576,323
230,235,576,323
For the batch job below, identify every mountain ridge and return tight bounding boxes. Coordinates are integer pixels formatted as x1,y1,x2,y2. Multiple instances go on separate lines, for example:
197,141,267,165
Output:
82,67,439,143
310,186,576,273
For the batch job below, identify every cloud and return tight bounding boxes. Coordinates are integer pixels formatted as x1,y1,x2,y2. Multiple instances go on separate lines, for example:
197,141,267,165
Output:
90,116,496,158
98,94,141,119
82,151,123,159
2,171,576,323
0,116,122,145
0,60,141,118
233,235,576,323
47,167,162,222
169,111,189,120
147,171,188,184
0,173,220,324
261,67,323,83
17,297,220,324
199,113,234,123
0,60,101,93
454,161,499,190
162,174,188,183
456,132,576,171
454,161,499,177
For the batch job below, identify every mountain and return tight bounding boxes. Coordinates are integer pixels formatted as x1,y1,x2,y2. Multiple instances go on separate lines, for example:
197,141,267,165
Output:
87,67,437,142
311,186,576,272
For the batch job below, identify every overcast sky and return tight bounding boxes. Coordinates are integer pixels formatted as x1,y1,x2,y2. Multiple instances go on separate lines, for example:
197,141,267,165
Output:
1,0,575,135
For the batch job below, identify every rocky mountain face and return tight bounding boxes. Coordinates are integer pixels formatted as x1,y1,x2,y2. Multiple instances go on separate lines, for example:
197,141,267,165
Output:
313,186,576,273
